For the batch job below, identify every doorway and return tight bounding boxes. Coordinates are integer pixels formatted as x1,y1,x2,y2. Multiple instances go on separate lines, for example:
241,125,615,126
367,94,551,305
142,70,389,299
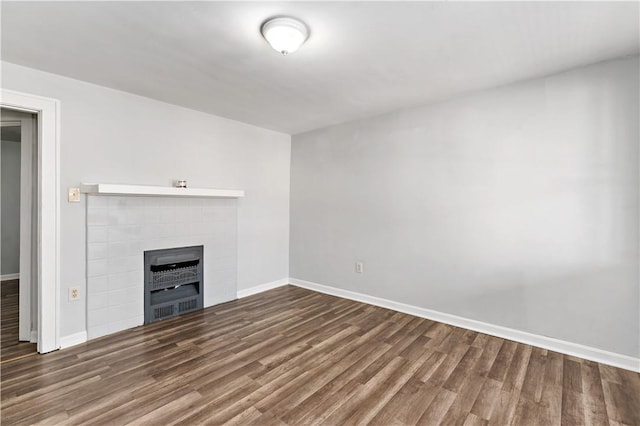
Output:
1,108,38,362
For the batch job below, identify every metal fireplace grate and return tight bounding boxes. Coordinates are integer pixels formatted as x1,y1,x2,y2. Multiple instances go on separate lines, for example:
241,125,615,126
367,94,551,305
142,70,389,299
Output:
151,264,199,290
144,246,203,324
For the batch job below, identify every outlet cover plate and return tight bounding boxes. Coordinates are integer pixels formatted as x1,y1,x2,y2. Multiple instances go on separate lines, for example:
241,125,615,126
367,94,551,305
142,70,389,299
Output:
68,287,80,301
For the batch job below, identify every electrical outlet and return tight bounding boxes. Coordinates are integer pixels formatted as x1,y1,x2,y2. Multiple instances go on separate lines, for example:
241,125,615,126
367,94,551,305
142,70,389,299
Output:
68,187,80,203
356,262,364,273
69,287,80,301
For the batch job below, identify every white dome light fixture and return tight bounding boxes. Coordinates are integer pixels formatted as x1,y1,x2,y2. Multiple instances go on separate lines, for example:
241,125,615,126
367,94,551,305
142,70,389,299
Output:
261,17,309,55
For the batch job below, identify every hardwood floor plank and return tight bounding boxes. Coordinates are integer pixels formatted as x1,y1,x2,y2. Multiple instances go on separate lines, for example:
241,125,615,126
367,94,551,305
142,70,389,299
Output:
562,389,586,425
470,377,503,421
127,390,203,425
581,360,610,426
369,378,438,426
536,353,564,426
463,412,489,426
443,345,482,392
416,386,458,425
279,342,392,425
564,357,584,393
501,343,532,393
473,336,503,378
319,356,408,425
440,372,486,425
487,389,521,426
520,346,547,403
487,340,518,382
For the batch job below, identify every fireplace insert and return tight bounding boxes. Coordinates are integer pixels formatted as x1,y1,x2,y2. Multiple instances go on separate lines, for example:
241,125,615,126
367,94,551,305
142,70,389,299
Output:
144,245,203,323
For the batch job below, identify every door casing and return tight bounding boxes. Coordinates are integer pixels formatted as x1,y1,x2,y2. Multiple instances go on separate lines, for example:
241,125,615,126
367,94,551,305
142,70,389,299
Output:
1,89,60,353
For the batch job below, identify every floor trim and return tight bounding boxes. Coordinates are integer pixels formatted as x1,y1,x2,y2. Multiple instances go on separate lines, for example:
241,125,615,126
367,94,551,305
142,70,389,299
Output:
60,331,87,349
237,278,289,299
289,277,640,373
1,273,20,281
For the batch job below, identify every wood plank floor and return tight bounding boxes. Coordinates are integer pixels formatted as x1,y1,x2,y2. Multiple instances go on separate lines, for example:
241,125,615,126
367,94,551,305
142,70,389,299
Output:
1,279,37,363
1,285,638,425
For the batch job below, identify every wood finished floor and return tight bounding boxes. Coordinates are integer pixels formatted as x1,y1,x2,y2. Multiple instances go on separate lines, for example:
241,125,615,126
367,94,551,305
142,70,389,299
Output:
1,285,639,425
1,280,37,363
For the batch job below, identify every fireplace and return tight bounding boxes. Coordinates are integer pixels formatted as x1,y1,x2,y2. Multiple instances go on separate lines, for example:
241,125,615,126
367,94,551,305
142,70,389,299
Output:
86,195,239,340
144,245,203,323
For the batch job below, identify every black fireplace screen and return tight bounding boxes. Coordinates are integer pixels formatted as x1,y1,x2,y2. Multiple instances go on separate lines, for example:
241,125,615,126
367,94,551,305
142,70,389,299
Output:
144,245,203,323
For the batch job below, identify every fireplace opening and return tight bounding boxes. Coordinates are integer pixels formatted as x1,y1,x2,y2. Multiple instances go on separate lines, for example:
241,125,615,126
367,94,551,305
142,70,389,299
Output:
144,245,203,324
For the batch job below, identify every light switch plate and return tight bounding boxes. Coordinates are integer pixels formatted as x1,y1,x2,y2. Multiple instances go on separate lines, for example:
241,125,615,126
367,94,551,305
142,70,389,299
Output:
68,187,80,203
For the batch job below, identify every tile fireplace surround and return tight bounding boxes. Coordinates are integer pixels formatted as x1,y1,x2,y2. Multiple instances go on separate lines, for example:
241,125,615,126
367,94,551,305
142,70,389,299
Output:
86,195,238,339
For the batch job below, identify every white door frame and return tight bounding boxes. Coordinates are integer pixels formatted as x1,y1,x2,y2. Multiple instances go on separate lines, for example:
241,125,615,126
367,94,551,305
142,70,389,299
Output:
1,89,60,353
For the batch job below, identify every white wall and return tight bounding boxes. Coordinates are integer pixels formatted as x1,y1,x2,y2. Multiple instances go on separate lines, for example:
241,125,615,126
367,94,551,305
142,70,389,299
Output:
290,57,639,358
1,139,21,275
1,61,291,339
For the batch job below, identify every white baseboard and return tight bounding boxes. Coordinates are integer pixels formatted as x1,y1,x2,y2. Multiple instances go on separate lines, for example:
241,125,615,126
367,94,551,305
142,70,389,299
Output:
237,278,289,299
30,330,38,344
1,273,20,281
289,278,640,373
60,331,87,349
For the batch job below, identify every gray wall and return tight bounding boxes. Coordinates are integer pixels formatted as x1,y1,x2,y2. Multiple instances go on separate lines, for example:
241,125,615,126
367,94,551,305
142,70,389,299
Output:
1,61,291,339
1,139,21,275
290,56,639,357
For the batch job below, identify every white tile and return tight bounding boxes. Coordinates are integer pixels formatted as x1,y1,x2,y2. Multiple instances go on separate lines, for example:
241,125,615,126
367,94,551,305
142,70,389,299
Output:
163,237,184,249
108,196,140,209
87,242,108,260
88,291,109,310
107,208,128,226
87,275,108,294
182,221,198,237
88,324,111,340
87,259,107,277
112,240,143,257
87,208,109,226
143,207,162,224
128,197,146,208
207,267,237,284
156,198,173,208
108,225,141,243
87,195,109,208
109,302,142,322
108,241,127,258
159,208,176,224
143,197,159,208
186,207,203,224
108,226,128,243
87,307,110,327
87,226,108,243
127,209,145,225
108,288,139,306
109,270,142,291
142,223,163,240
109,316,144,335
159,223,176,238
208,256,237,270
128,225,142,241
108,255,140,274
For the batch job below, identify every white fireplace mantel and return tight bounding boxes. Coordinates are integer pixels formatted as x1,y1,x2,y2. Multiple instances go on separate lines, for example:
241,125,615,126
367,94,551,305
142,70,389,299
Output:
80,183,244,198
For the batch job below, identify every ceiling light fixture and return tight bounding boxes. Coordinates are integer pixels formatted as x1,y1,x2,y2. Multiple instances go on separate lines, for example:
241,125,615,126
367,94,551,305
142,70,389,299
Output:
261,17,309,55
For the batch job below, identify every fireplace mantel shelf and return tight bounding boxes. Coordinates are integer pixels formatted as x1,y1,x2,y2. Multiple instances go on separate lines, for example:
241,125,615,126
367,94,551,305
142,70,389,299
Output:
80,183,244,198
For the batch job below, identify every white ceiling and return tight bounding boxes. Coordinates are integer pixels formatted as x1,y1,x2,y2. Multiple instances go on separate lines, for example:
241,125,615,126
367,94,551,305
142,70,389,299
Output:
1,2,638,135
